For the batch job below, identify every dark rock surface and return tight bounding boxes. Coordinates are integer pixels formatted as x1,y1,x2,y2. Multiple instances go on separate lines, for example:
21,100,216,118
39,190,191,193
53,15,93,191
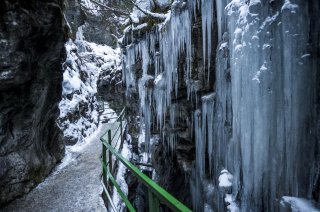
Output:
97,59,125,112
0,0,66,206
80,0,132,47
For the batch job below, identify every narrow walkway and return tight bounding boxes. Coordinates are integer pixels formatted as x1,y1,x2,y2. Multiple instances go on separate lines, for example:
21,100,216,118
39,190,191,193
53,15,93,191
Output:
2,105,117,212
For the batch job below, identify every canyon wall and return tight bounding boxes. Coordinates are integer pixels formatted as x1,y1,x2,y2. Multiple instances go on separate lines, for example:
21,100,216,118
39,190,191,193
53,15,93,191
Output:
0,0,67,206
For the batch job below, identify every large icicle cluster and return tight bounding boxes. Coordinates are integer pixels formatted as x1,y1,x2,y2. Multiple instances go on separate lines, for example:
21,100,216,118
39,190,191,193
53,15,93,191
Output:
123,1,192,151
214,0,318,211
123,0,320,211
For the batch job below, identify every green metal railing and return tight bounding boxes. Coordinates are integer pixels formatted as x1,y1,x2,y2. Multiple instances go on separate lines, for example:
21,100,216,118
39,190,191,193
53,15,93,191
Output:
100,107,192,212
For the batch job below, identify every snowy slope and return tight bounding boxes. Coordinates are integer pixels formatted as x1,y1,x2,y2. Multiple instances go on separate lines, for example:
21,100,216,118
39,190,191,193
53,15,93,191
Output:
58,26,120,144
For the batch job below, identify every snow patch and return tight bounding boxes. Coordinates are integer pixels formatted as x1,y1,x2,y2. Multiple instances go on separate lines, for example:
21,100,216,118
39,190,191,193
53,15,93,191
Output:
260,12,279,30
281,0,299,13
281,196,320,212
218,169,233,187
225,194,239,212
219,42,228,50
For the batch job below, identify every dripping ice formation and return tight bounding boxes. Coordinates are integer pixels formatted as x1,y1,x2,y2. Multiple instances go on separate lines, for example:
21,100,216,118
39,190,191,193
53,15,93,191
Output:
122,0,320,211
123,2,192,150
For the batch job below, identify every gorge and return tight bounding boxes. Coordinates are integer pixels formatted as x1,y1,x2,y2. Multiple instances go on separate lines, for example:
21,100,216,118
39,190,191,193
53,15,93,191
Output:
0,0,319,211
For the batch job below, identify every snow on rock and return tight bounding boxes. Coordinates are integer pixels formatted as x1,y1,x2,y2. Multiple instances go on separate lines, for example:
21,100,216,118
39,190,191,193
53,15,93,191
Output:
132,23,148,31
281,0,299,13
58,26,120,144
130,13,140,24
281,196,320,212
218,169,233,188
225,194,239,212
219,42,228,50
204,204,214,212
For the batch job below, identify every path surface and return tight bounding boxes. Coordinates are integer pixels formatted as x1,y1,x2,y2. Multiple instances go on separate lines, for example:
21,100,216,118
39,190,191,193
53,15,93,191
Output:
2,105,118,212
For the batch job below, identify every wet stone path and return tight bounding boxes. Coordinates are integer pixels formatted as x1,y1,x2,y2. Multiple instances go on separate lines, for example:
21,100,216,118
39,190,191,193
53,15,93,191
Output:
2,105,117,212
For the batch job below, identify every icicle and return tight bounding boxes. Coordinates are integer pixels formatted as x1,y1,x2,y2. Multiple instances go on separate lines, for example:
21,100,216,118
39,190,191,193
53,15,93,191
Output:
157,6,192,126
124,44,138,92
138,74,153,153
201,93,215,175
168,132,177,154
215,1,225,41
123,4,193,154
194,109,205,179
169,104,178,129
201,0,214,81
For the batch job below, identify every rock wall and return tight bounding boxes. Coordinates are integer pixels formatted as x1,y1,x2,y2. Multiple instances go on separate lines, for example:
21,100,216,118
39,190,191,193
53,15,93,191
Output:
79,0,131,47
0,0,66,206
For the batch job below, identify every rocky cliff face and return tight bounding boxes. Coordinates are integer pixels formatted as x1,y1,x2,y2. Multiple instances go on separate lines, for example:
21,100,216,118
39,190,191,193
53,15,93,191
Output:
0,0,66,206
78,0,129,47
121,0,320,211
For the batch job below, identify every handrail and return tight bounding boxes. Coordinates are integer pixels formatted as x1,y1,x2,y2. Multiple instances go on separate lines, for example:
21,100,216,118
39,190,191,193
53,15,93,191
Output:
101,140,191,212
101,107,126,141
100,107,192,212
101,159,135,212
100,178,117,212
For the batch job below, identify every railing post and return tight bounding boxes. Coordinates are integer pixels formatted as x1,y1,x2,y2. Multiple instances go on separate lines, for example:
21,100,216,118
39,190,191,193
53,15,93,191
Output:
108,130,112,173
102,143,107,188
148,190,159,212
120,114,123,146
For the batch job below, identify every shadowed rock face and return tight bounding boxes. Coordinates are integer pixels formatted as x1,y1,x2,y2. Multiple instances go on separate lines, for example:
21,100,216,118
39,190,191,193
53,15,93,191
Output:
0,0,66,206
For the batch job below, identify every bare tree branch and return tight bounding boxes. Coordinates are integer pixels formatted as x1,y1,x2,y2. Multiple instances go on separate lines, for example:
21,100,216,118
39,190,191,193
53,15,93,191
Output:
126,0,167,21
88,0,130,16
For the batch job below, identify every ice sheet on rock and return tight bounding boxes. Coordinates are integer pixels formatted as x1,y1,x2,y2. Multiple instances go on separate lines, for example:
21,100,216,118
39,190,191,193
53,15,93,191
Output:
222,0,317,211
